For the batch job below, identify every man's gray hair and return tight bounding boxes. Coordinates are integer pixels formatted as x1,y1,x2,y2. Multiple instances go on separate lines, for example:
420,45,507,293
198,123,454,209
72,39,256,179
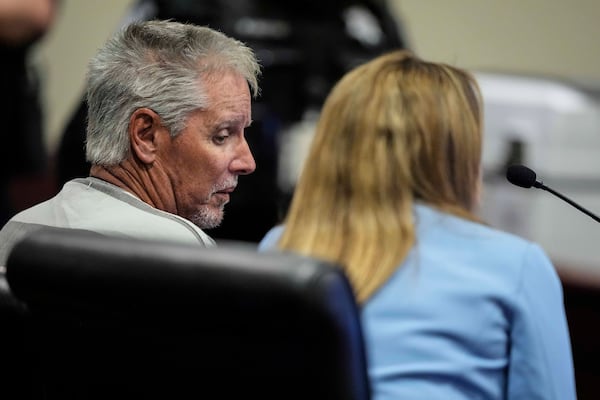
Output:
85,19,261,165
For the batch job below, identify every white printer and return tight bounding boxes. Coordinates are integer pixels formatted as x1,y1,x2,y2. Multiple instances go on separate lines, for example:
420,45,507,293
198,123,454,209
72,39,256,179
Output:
476,71,600,273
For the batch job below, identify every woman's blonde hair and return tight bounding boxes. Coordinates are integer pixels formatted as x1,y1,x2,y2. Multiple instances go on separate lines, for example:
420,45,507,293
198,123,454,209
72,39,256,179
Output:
278,50,483,302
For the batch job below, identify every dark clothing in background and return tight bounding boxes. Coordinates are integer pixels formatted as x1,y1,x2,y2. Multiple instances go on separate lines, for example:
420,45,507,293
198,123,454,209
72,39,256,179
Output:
0,44,47,225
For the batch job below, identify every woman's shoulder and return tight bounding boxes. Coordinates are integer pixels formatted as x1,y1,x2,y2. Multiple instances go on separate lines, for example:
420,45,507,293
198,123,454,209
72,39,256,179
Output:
415,204,545,257
258,225,285,251
413,205,559,293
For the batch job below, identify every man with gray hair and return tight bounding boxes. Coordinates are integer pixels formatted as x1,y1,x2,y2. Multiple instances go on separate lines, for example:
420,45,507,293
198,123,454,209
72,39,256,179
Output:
0,19,261,264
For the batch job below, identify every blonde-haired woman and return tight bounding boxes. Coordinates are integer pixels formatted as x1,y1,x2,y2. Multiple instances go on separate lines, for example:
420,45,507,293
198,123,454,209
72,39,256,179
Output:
259,50,575,399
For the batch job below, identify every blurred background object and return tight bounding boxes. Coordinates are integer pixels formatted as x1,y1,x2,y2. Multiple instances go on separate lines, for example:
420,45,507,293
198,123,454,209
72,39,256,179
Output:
477,71,600,273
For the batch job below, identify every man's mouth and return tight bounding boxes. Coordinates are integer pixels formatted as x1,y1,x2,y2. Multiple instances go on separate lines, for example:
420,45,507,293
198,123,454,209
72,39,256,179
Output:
212,186,236,205
214,186,235,196
218,187,235,194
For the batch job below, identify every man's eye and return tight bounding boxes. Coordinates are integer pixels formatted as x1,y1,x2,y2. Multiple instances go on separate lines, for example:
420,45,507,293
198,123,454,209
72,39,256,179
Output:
213,134,229,145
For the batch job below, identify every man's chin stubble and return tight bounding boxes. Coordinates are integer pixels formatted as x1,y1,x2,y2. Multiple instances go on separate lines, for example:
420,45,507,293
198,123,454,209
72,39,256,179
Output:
190,206,225,230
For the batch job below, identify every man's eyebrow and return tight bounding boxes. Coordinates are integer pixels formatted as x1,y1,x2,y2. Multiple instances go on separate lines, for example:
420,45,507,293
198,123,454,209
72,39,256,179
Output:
217,117,252,129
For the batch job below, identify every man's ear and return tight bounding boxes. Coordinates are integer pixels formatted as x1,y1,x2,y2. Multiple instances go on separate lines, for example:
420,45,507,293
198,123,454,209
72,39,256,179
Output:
129,108,164,165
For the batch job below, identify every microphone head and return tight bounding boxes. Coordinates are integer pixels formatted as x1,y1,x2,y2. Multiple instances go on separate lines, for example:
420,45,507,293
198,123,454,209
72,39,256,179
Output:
506,164,537,188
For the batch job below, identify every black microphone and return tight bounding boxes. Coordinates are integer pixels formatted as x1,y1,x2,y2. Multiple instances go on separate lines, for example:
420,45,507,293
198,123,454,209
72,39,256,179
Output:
506,164,600,223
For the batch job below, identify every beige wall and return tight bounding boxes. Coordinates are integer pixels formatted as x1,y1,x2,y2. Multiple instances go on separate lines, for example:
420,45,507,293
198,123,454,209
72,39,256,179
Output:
34,0,134,153
36,0,600,153
390,0,600,79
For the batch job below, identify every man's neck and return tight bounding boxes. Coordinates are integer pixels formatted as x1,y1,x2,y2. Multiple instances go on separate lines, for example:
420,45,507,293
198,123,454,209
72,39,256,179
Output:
90,160,177,215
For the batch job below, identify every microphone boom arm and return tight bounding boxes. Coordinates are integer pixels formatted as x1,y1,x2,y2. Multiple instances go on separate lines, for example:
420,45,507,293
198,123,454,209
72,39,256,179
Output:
539,182,600,223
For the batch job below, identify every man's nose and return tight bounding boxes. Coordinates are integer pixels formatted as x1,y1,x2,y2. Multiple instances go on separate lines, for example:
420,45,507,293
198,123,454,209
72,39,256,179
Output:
231,139,256,175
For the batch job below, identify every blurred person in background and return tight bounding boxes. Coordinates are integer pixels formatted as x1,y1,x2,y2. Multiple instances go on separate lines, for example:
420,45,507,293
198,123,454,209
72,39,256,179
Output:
0,0,58,225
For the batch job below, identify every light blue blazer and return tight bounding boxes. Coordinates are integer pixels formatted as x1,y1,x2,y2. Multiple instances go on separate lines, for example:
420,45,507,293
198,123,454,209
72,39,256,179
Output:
259,204,576,400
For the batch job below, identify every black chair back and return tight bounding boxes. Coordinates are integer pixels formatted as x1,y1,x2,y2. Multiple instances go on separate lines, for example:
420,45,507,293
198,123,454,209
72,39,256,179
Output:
0,270,35,400
6,227,370,400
